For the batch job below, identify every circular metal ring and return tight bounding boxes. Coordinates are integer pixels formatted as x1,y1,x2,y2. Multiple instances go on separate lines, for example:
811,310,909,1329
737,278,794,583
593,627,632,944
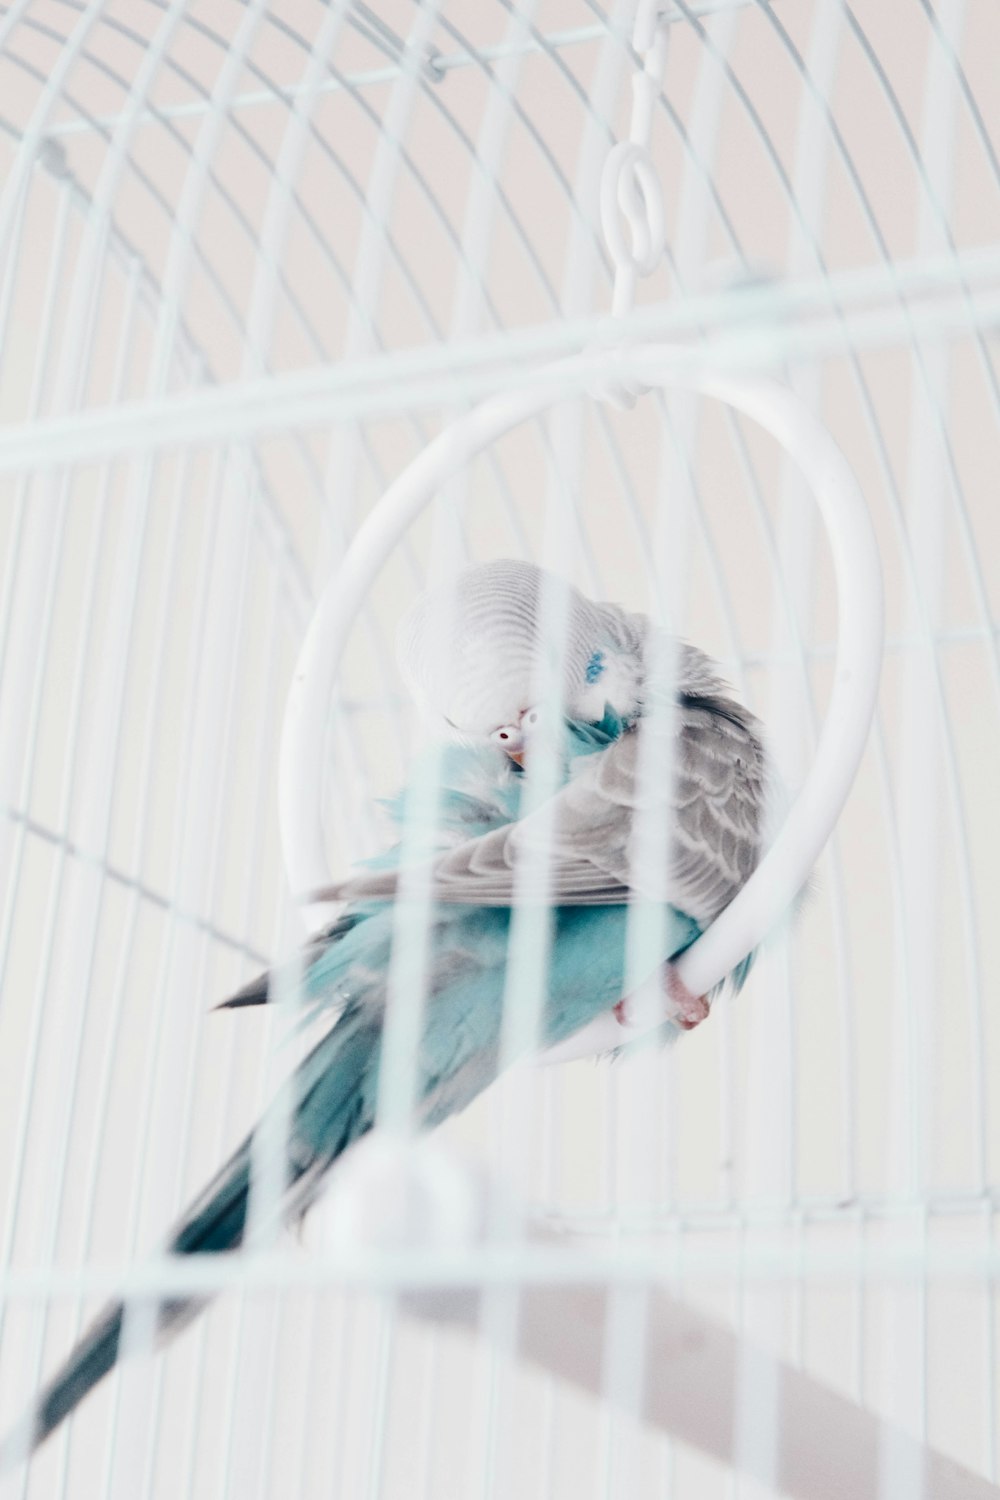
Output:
279,354,883,1057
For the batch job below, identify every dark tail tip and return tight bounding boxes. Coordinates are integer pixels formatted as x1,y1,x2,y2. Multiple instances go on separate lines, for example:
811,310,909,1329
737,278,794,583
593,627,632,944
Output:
0,1304,123,1469
213,973,270,1010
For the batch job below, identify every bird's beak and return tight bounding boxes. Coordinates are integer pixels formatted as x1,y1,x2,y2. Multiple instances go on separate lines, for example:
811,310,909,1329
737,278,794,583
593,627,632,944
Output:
507,749,525,768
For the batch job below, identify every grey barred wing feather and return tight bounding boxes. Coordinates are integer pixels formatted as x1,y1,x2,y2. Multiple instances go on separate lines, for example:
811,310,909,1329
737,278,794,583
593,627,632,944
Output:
669,692,770,923
327,692,768,926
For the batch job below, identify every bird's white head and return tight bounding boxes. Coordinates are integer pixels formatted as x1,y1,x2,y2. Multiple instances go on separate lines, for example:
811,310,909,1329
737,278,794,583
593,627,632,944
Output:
397,559,643,748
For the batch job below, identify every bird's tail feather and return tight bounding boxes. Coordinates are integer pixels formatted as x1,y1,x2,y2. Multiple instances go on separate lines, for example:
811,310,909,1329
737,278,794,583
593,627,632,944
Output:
1,1004,380,1470
0,1306,124,1472
0,1149,255,1473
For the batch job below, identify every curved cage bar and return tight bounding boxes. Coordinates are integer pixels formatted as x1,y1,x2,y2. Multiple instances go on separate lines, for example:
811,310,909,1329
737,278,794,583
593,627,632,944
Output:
0,3,999,1499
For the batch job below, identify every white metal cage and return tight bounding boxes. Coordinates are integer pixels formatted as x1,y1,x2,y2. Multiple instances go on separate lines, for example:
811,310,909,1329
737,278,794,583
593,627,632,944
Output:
2,2,1000,1498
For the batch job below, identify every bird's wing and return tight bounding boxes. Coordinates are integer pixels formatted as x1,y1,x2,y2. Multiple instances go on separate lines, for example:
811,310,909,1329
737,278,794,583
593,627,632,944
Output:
327,696,767,923
666,693,769,923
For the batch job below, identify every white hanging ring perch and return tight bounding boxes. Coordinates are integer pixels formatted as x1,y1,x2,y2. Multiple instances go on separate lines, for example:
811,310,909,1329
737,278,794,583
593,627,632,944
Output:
279,356,883,1060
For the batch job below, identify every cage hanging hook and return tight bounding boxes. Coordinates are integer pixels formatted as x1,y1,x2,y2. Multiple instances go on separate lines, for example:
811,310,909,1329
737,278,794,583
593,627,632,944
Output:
593,1,670,407
600,141,666,279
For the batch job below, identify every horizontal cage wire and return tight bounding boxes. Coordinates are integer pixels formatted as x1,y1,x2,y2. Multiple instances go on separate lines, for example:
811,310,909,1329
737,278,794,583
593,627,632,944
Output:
0,0,999,1497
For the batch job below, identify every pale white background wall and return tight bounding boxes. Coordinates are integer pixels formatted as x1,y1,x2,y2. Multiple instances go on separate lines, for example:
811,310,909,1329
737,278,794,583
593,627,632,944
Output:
0,2,999,1496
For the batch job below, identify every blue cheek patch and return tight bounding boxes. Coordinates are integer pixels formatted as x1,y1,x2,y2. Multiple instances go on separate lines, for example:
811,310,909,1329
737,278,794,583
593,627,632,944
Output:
584,649,606,685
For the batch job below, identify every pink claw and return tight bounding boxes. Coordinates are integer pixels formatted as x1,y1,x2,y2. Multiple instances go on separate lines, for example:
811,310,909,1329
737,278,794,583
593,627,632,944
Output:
663,965,710,1030
613,965,709,1033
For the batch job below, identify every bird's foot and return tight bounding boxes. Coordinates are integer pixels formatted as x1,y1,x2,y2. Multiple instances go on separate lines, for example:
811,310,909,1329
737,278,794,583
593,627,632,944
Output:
613,965,709,1033
663,965,710,1030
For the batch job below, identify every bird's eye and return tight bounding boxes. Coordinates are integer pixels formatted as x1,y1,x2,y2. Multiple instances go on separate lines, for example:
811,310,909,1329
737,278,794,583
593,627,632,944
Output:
490,724,521,746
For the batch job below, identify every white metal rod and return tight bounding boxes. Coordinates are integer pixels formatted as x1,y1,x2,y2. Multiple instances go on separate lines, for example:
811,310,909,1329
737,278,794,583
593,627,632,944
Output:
30,3,765,142
0,244,998,472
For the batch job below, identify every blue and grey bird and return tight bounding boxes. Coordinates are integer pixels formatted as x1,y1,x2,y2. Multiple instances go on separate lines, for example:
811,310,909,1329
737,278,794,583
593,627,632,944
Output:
1,558,770,1465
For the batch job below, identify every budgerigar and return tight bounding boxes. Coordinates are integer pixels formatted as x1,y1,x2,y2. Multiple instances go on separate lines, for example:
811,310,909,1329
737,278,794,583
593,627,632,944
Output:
2,558,770,1465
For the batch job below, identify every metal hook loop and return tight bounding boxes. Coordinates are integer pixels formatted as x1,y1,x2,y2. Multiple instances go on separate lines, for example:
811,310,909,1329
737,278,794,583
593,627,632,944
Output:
600,141,666,278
